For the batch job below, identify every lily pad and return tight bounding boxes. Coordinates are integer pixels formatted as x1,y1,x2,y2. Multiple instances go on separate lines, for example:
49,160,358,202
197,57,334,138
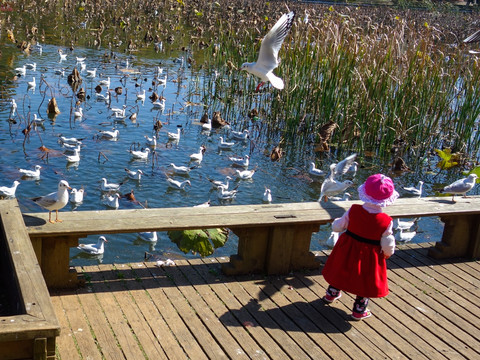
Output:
168,228,228,257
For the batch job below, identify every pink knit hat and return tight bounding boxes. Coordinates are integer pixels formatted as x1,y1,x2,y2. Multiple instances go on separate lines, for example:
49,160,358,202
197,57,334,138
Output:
358,174,399,207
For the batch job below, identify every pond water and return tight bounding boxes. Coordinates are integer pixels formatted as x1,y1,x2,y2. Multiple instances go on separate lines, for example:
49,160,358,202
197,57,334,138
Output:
0,43,451,266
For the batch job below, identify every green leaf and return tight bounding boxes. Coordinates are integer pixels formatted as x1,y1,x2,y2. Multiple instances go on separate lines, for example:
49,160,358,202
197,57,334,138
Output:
168,228,228,257
434,148,459,170
464,166,480,183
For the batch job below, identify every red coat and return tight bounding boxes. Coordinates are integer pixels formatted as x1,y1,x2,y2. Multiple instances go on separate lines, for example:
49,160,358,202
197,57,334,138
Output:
322,204,392,298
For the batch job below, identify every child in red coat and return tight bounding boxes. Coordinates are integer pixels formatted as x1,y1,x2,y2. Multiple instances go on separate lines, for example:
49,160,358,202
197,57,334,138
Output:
322,174,399,320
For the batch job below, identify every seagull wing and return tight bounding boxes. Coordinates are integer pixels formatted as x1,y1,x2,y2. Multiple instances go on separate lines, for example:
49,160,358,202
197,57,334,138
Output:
33,192,58,208
256,11,295,72
334,153,357,176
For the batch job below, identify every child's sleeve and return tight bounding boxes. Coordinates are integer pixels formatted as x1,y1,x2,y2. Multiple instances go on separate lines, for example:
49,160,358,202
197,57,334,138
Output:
380,221,395,257
331,209,350,232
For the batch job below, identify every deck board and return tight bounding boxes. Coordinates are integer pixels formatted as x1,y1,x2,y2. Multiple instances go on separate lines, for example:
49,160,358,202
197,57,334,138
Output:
51,243,480,359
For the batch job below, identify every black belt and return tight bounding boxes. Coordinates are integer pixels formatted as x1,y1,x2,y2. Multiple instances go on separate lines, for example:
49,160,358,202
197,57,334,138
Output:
345,230,380,246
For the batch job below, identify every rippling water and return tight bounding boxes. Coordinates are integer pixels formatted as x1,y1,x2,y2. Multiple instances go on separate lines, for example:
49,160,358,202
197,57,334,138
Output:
0,43,448,266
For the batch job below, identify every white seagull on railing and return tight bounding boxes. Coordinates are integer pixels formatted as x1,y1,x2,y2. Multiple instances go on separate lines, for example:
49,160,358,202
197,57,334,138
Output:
240,11,295,91
440,174,478,202
0,180,20,198
32,180,71,223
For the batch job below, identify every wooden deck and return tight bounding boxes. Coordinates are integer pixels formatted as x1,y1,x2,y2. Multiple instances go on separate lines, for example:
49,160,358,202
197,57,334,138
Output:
51,242,480,359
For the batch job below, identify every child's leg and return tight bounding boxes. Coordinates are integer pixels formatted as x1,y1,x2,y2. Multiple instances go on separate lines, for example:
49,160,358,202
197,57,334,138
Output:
323,285,342,303
351,296,371,320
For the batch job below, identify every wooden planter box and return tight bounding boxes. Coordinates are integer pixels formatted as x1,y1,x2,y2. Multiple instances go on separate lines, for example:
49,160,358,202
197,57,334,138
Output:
0,200,59,360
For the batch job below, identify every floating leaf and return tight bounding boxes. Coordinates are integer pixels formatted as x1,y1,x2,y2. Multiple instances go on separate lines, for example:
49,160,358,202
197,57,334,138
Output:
435,148,460,170
168,228,228,257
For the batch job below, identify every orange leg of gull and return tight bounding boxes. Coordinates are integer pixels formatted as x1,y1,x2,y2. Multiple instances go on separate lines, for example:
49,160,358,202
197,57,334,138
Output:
55,210,63,223
255,81,265,92
48,211,55,224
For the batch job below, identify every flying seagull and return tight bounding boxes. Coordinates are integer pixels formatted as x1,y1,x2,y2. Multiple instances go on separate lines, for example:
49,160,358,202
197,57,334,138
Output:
240,11,295,91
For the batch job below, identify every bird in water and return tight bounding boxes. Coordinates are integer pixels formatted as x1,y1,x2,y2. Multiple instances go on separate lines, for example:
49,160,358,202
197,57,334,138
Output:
32,180,71,223
19,165,42,179
77,236,108,255
403,181,424,198
240,11,296,91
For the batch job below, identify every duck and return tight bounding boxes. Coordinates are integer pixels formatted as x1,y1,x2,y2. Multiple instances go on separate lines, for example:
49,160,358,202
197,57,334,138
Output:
0,180,20,198
167,128,181,141
208,176,232,190
218,137,235,150
189,146,206,163
100,178,122,192
440,174,478,202
19,165,42,178
102,193,120,209
229,155,249,168
32,180,71,223
308,162,325,177
230,129,249,141
170,163,193,175
129,147,150,160
124,168,144,181
236,169,255,180
99,129,119,140
166,177,191,190
69,188,85,204
77,236,107,255
403,181,424,198
138,232,158,243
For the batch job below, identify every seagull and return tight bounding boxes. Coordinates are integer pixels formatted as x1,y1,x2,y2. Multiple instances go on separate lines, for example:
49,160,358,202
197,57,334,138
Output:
217,186,238,201
10,99,17,117
240,11,295,91
330,192,352,201
189,146,206,163
19,165,42,178
138,232,158,242
76,56,86,63
167,128,181,141
110,104,127,117
58,49,67,61
170,163,193,175
144,135,157,147
157,74,167,86
27,77,36,89
333,153,357,177
25,62,36,71
308,162,325,177
129,147,150,160
440,174,478,202
263,187,272,203
65,147,81,163
77,236,107,255
152,98,166,111
403,181,424,198
229,155,249,168
69,188,85,204
235,169,255,180
99,77,111,88
15,65,27,76
32,113,45,125
193,200,211,208
86,68,97,77
166,178,191,190
319,164,353,201
395,228,417,243
99,129,120,140
0,180,20,198
59,136,82,146
156,258,175,267
100,178,122,192
230,129,249,141
218,137,235,150
54,68,65,76
326,231,340,247
74,107,83,119
125,168,144,181
32,180,71,223
95,91,111,102
136,89,146,101
202,118,212,131
102,193,120,209
394,218,419,231
208,176,232,190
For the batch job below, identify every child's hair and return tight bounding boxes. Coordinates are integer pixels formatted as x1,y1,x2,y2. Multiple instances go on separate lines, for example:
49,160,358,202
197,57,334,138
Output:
357,174,399,207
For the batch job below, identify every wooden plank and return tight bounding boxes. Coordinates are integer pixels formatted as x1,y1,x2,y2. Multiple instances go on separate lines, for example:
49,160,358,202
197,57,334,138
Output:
196,258,291,359
74,274,126,360
121,263,188,359
160,260,250,359
57,292,102,360
86,264,147,359
50,294,81,360
129,263,208,360
142,262,228,359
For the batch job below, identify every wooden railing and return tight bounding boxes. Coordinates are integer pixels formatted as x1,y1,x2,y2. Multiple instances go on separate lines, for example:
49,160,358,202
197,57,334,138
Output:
18,195,480,290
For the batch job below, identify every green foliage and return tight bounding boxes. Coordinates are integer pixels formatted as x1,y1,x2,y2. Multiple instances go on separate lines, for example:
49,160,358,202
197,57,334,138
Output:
168,228,229,257
435,148,460,170
465,166,480,183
